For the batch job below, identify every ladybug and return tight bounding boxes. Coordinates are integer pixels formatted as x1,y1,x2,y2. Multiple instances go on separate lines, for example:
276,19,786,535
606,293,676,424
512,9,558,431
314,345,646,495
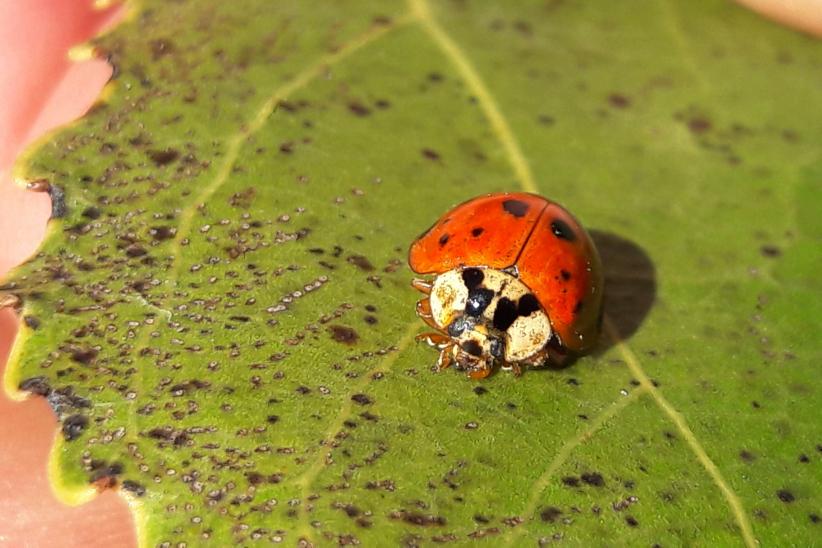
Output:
408,192,603,379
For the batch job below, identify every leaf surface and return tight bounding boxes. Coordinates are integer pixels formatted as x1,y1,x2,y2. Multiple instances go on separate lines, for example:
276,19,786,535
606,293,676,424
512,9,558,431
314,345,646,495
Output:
3,0,821,545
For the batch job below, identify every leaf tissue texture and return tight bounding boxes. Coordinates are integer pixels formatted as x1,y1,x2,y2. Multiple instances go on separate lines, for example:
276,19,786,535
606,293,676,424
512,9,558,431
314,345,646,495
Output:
3,0,821,545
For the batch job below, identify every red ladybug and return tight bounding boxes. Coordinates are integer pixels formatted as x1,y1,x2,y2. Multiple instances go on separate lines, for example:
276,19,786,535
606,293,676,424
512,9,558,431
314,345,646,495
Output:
408,192,603,379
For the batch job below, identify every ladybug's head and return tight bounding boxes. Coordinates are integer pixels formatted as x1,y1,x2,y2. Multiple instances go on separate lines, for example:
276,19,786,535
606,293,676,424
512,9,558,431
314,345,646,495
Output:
428,267,552,374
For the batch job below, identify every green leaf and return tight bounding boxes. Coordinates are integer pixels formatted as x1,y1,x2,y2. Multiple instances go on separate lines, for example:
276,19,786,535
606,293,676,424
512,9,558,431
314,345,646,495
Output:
3,0,821,545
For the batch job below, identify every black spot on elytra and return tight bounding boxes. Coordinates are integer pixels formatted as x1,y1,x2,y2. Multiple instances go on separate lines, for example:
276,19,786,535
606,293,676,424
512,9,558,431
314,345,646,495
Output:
493,297,518,331
502,199,529,218
19,376,51,396
438,234,450,247
518,294,540,316
581,472,604,487
550,219,576,241
776,489,795,503
573,300,584,314
351,393,373,406
62,414,88,441
471,227,484,237
462,268,484,290
329,325,359,345
466,288,494,317
540,507,562,522
147,148,179,166
462,340,483,357
560,269,572,281
121,480,146,497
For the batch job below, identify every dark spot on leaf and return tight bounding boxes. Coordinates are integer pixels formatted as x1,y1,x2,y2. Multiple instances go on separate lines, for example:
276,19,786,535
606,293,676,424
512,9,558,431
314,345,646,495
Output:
810,514,820,524
688,117,712,134
365,304,377,312
760,244,781,258
267,415,279,424
364,315,378,325
561,476,580,487
462,268,484,290
149,38,174,59
329,325,359,345
279,141,294,154
125,244,147,258
149,226,175,241
147,148,179,166
347,255,375,271
121,480,146,497
62,414,88,441
608,93,631,108
19,376,50,396
540,507,562,522
502,199,529,218
351,393,373,406
776,489,795,503
70,346,98,365
473,386,488,395
581,472,604,487
348,101,371,116
625,516,639,527
23,315,41,329
81,206,101,219
49,185,66,218
471,227,484,237
550,219,576,241
740,450,756,462
799,454,809,463
391,510,446,527
421,148,440,161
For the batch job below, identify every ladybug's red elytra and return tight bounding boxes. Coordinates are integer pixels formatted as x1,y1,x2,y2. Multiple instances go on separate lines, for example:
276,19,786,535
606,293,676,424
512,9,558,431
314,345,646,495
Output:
408,192,603,379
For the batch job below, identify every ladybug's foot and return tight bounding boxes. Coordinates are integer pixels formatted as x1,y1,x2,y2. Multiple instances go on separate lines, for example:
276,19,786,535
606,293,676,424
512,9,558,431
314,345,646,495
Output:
468,367,492,380
436,345,455,372
411,278,432,295
509,363,523,377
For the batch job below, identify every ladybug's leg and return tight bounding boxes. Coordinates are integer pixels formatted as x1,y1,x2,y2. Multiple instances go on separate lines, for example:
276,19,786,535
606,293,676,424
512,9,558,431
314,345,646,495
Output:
468,367,492,380
411,278,432,295
415,298,440,330
545,345,568,367
436,345,455,371
509,362,523,377
416,332,451,349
